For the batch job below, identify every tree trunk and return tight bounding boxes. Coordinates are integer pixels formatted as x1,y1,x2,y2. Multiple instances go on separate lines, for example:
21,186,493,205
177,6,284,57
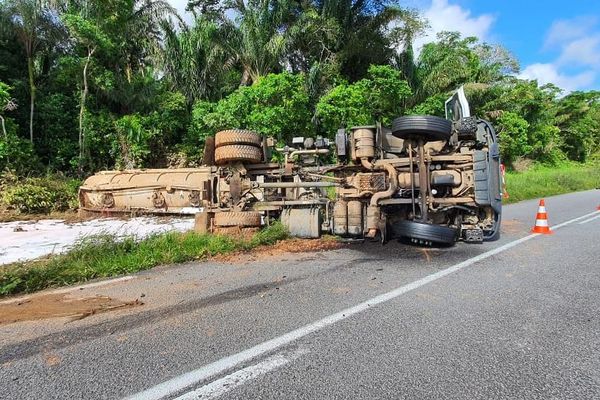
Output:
79,47,95,175
27,56,36,143
0,115,6,139
240,68,251,86
0,115,8,165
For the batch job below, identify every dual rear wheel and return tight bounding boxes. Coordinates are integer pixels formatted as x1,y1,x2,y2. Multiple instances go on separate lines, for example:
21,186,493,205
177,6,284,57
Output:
213,129,263,165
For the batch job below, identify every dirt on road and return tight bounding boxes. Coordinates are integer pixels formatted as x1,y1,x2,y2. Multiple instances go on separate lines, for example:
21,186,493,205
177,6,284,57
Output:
0,293,143,325
213,237,345,263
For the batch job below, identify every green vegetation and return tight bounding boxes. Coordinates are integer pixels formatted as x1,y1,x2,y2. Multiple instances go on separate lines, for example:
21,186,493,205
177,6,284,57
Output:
2,1,597,298
0,173,80,216
1,1,598,173
0,1,598,210
0,222,289,296
505,163,600,204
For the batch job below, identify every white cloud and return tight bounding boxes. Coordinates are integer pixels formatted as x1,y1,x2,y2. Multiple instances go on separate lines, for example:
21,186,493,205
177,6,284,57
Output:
544,16,598,49
518,63,595,92
520,16,600,92
557,35,600,67
414,0,496,51
545,16,600,68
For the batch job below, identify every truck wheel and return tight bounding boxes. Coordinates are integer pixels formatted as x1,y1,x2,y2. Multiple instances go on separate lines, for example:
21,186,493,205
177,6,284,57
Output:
213,211,262,227
215,129,262,148
391,115,452,142
390,220,457,246
214,145,263,165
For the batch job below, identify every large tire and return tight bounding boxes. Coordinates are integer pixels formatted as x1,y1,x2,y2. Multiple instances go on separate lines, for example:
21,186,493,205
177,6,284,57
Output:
390,220,457,246
391,115,452,142
215,129,262,148
214,145,263,165
213,211,262,227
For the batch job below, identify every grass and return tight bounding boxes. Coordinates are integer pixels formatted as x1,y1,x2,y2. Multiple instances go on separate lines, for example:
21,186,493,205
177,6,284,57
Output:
0,222,289,297
505,162,600,204
2,161,597,297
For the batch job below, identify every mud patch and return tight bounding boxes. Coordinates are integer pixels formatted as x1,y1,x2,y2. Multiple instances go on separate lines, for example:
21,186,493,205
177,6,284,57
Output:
330,287,352,295
501,218,525,234
418,248,436,262
0,293,143,325
213,237,345,263
43,352,61,366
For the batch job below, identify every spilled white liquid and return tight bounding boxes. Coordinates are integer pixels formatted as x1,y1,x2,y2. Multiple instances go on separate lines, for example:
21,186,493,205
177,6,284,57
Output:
0,217,194,265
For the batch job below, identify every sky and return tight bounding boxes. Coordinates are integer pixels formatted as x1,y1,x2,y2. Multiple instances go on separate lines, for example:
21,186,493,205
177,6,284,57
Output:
168,0,600,92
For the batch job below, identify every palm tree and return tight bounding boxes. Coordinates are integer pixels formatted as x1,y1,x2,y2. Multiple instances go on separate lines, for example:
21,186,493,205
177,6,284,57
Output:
121,0,180,82
315,0,409,81
162,18,234,102
285,7,340,74
2,0,59,143
404,32,519,108
225,0,294,85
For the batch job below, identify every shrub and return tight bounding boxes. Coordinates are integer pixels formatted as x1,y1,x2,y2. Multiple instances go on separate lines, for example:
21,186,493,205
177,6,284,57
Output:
495,111,531,165
34,176,81,210
2,184,55,213
0,131,39,174
315,80,372,134
408,94,447,117
113,114,155,169
189,72,314,143
0,175,81,214
315,65,411,135
84,110,117,171
35,92,79,172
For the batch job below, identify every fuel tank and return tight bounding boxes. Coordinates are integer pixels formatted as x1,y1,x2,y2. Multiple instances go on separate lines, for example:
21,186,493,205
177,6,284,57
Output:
79,168,215,215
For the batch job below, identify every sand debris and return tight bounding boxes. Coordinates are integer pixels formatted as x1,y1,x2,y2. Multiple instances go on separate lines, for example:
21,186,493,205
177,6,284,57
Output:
0,293,143,325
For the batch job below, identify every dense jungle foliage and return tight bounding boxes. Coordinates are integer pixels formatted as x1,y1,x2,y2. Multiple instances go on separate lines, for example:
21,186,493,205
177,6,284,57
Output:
0,0,599,180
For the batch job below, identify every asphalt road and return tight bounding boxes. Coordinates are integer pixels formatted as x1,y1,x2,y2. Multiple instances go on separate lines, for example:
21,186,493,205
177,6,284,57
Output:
2,190,600,400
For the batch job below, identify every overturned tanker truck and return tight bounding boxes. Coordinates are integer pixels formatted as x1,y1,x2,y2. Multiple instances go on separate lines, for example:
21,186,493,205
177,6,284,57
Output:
79,88,502,245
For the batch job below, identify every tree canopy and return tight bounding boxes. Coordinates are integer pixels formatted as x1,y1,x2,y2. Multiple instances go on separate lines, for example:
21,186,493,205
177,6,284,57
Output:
0,0,598,176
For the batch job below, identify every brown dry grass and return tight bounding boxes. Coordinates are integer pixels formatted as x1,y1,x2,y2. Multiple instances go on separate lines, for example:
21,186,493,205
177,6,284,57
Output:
0,209,85,223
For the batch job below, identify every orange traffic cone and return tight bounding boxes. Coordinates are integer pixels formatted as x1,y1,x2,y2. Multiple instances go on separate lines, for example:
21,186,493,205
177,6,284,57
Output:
531,199,552,234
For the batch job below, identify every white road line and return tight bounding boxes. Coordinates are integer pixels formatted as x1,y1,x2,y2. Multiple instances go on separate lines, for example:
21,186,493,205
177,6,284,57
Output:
124,209,600,400
0,276,136,305
578,214,600,225
553,210,600,229
175,349,308,400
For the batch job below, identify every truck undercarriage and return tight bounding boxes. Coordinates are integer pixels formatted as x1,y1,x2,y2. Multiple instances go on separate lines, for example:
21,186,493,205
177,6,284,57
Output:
79,92,502,246
79,88,502,245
